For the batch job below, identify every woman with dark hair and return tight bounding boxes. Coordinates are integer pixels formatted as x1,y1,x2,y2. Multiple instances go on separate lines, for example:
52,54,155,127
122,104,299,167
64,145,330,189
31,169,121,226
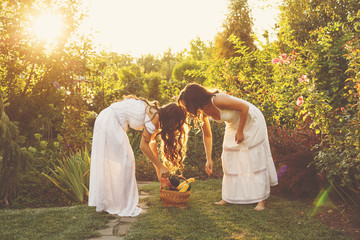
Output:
178,83,277,211
88,95,188,217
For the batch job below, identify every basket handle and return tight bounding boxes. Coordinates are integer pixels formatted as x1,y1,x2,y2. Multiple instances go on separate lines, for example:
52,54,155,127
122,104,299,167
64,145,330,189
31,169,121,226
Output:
160,174,188,189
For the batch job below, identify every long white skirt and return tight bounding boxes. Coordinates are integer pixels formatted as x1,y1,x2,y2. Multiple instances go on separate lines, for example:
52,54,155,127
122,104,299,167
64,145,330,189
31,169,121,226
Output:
88,107,142,217
221,107,278,204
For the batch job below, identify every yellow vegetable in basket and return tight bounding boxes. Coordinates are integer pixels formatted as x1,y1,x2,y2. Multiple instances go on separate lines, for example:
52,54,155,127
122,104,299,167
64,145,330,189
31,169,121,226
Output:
177,178,195,190
179,183,192,192
177,178,195,191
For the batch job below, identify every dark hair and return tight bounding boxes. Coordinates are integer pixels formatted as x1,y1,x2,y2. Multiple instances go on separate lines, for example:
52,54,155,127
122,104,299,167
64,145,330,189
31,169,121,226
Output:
158,103,188,172
178,83,219,117
122,95,188,172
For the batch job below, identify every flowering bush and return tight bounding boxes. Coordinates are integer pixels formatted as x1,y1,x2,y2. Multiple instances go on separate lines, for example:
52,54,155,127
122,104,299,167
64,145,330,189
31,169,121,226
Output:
313,13,360,205
192,10,360,205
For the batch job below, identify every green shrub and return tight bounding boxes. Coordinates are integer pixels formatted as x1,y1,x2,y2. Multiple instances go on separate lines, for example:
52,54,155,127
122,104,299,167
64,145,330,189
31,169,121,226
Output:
42,148,90,203
135,153,158,181
9,170,68,209
182,121,224,180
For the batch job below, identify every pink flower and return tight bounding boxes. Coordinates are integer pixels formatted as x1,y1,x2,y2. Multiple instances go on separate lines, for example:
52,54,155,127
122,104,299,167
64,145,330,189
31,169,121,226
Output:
341,107,345,112
272,53,291,64
280,53,290,64
272,58,282,64
297,96,304,106
172,95,178,100
141,161,144,164
298,74,309,83
280,53,287,60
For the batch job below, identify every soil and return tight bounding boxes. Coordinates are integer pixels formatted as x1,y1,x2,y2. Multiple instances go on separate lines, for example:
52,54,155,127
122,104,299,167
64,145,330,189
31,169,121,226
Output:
314,202,360,240
272,188,360,240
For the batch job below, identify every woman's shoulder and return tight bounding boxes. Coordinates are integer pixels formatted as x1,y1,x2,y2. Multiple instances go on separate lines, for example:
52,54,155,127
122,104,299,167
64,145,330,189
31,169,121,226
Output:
145,105,159,126
213,93,239,103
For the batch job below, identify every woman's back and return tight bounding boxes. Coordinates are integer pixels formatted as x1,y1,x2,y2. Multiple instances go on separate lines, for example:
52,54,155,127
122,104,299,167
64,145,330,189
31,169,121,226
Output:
109,98,148,131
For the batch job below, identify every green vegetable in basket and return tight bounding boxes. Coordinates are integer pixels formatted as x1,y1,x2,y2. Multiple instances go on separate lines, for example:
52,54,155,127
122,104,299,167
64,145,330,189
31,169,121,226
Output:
169,175,180,188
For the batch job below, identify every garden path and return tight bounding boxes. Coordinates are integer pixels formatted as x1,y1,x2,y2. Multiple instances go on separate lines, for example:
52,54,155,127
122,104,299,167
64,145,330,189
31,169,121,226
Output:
86,181,153,240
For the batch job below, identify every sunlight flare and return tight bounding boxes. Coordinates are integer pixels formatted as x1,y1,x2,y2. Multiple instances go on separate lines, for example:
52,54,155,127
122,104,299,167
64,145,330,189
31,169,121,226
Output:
33,12,63,43
311,186,336,217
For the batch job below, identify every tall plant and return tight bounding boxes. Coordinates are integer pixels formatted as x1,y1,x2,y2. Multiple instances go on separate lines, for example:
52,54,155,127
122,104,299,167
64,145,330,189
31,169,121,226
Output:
42,147,90,202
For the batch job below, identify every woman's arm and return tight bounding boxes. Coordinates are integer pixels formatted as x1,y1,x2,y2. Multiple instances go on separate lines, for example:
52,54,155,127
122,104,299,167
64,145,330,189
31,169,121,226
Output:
201,115,213,175
213,94,249,144
140,129,170,179
148,133,161,180
140,113,170,180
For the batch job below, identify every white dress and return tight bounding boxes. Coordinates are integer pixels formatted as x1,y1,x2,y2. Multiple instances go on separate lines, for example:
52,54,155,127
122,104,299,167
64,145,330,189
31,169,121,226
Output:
212,96,278,204
88,98,156,217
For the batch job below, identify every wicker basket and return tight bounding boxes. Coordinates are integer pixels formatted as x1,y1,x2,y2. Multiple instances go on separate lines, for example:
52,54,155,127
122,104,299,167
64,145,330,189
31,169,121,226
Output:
159,175,191,208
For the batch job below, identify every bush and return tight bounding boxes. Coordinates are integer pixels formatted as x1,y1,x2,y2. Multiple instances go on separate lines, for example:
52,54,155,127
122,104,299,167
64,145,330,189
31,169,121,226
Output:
8,170,68,209
268,124,323,200
135,153,158,181
182,121,224,180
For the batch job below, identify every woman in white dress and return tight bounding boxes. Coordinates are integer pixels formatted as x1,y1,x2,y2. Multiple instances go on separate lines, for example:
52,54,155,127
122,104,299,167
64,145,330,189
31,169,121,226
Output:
88,96,188,216
178,83,278,210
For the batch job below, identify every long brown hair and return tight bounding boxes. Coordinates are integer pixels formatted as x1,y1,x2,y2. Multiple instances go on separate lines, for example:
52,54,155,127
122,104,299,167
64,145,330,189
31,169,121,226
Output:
178,83,219,117
122,95,188,172
157,103,188,172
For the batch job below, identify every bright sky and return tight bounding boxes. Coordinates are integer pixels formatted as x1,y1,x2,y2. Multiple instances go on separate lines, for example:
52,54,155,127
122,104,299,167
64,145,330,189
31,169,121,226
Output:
86,0,281,57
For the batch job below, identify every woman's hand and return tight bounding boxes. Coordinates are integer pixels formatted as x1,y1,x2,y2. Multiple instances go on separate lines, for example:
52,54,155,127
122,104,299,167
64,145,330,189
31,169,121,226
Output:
159,165,171,185
205,159,213,176
235,131,244,144
159,165,171,178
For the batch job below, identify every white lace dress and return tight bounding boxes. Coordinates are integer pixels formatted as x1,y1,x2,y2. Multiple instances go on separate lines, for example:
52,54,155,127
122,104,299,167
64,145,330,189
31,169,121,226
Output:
88,98,156,217
212,96,278,204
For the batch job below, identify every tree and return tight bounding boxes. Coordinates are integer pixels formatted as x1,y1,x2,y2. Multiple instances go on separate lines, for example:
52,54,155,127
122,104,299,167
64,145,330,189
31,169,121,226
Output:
0,90,32,205
0,0,95,152
144,72,163,102
213,0,256,59
159,48,179,81
187,37,211,61
137,54,161,74
172,60,206,84
278,0,360,44
119,65,145,97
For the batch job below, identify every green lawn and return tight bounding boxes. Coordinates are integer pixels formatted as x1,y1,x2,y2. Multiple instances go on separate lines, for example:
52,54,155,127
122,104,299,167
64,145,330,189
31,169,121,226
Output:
128,179,352,240
0,179,353,240
0,204,113,240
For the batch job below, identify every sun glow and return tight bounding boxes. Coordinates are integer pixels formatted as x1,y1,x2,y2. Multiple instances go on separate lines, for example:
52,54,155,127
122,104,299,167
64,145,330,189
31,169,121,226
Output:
33,13,63,44
84,0,281,57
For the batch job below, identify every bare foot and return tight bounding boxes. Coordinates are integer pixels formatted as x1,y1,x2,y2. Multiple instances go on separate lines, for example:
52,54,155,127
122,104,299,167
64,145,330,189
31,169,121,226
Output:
254,201,265,211
214,200,228,205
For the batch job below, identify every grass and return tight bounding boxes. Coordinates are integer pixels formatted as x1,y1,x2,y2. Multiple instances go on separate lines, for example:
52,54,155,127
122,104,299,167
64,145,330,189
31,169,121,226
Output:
0,179,354,240
128,179,353,240
0,205,113,240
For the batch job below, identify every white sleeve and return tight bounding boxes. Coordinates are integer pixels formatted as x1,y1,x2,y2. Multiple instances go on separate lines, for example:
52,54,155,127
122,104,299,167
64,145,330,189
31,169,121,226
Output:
144,114,156,134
